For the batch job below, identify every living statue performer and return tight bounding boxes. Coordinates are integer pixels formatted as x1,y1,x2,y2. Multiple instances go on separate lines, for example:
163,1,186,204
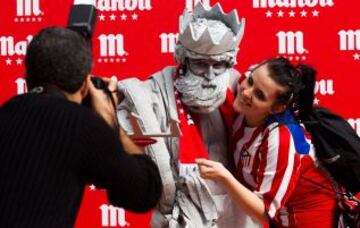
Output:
117,2,260,227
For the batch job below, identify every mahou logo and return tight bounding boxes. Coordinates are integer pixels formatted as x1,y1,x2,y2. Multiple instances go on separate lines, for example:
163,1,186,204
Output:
348,118,360,137
15,0,43,23
160,33,178,53
315,79,334,96
277,31,308,60
97,34,128,64
253,0,334,18
96,0,152,22
0,35,33,66
185,0,210,10
253,0,334,8
313,79,334,104
15,78,28,95
338,29,360,61
100,204,129,227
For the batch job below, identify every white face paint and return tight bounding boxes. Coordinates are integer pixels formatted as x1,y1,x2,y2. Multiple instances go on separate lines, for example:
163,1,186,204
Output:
175,68,230,113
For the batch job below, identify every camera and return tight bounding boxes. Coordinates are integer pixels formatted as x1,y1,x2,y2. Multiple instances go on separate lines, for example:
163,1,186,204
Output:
67,0,97,39
90,77,107,90
67,1,111,105
81,76,110,108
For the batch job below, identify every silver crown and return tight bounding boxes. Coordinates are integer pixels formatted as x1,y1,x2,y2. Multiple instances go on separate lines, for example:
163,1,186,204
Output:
178,2,245,56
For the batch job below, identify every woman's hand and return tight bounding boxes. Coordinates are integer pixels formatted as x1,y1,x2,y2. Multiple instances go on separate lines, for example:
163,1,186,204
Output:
197,158,266,223
195,158,233,183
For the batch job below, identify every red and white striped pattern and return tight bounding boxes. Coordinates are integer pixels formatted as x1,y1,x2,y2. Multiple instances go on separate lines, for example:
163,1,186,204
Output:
232,114,335,227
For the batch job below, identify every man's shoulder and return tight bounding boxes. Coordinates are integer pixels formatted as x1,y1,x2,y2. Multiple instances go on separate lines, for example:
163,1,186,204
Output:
1,93,75,111
118,66,176,97
151,66,176,79
0,93,102,129
29,93,98,121
118,66,176,83
140,65,176,87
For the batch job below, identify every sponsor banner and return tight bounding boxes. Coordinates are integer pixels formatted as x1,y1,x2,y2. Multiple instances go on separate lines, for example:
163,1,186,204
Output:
348,118,360,137
0,1,360,228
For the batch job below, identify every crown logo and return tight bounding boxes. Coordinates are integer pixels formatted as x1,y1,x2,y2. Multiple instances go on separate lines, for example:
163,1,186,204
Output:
178,2,245,55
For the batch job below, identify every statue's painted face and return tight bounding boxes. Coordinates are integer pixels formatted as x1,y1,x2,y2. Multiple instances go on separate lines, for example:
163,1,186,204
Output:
175,58,230,113
187,58,228,81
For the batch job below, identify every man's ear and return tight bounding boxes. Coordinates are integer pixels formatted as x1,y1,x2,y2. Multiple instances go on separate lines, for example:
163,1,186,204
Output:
80,75,91,99
270,103,286,115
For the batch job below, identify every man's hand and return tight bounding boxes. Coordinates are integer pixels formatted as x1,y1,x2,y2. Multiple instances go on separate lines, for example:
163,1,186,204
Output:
87,76,118,128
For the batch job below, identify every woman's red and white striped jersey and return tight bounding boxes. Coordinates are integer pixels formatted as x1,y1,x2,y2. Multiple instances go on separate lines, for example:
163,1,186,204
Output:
232,114,336,227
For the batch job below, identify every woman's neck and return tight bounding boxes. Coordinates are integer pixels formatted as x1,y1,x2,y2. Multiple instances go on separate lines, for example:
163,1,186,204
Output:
244,114,268,128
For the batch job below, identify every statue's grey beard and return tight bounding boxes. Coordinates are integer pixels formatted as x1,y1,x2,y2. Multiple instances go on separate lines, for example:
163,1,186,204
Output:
175,70,230,113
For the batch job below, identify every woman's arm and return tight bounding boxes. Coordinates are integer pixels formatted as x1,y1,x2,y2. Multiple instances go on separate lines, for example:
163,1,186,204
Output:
197,125,302,224
196,158,266,223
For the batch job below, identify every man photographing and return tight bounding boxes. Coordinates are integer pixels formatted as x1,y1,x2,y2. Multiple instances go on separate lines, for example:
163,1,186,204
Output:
0,27,162,227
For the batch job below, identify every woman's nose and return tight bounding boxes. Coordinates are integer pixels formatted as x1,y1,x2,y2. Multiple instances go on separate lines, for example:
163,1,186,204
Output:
242,87,252,101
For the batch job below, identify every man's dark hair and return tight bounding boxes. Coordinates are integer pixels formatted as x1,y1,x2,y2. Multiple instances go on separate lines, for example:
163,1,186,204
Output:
25,26,93,93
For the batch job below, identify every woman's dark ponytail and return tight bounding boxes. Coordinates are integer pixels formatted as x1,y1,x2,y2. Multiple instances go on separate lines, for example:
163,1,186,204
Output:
295,64,316,120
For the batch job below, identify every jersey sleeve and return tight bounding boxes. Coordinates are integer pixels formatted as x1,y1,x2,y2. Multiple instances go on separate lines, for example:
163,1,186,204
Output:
254,125,301,219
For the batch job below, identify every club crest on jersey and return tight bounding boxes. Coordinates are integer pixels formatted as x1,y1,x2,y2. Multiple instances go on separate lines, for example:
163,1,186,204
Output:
240,146,251,167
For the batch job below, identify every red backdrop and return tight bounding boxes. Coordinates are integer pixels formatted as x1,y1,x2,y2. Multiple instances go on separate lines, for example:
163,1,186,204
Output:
1,0,360,227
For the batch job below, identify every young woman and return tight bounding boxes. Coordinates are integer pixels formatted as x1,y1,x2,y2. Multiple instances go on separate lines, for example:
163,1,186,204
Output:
196,57,337,227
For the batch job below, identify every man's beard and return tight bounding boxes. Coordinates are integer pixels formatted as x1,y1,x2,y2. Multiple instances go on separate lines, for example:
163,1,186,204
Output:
175,70,230,113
